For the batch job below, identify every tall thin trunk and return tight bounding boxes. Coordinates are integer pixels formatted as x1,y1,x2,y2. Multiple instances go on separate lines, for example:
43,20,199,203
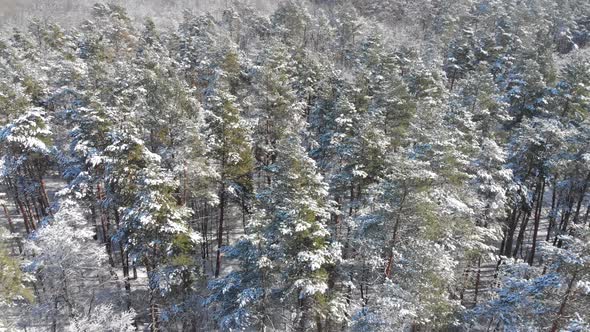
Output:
16,198,32,234
449,67,457,91
513,209,531,258
503,206,520,256
215,185,226,278
149,306,158,331
241,195,247,231
201,201,209,261
148,262,160,332
459,265,469,302
555,189,575,247
2,203,21,253
572,172,590,224
97,184,115,267
119,244,131,309
296,297,313,332
549,271,577,332
528,178,545,265
2,204,15,233
114,208,132,310
547,175,559,241
183,163,188,205
39,178,51,215
474,256,482,305
29,197,43,224
23,196,39,228
385,188,408,278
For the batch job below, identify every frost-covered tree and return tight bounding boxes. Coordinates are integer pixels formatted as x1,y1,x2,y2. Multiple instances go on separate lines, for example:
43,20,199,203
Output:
258,131,343,331
0,237,32,330
1,1,590,330
210,110,343,330
202,47,254,278
22,199,131,331
65,304,136,332
0,109,53,233
105,126,201,329
474,226,590,331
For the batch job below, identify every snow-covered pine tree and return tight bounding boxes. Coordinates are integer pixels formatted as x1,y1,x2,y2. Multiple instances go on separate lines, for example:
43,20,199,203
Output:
0,109,53,234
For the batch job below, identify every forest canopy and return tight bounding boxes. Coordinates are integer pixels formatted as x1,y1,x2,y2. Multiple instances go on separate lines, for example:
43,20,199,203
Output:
0,0,589,331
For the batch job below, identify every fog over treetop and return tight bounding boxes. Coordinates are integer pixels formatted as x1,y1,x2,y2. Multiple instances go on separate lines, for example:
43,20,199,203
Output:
0,0,276,27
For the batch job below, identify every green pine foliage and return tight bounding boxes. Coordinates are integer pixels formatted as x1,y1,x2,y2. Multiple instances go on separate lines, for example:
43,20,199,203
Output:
0,1,589,331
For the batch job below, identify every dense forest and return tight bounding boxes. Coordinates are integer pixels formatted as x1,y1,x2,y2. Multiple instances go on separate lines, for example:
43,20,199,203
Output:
0,0,589,331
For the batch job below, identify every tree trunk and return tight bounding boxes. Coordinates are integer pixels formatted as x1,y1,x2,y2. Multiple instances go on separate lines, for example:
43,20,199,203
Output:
97,185,115,267
528,178,545,265
39,178,51,215
2,203,21,253
512,209,531,258
583,203,590,225
150,289,159,332
572,172,590,224
296,297,313,332
2,203,15,233
499,228,507,255
215,186,226,278
503,206,520,256
555,190,575,247
183,163,188,205
549,271,577,332
23,196,39,228
119,244,132,309
385,188,407,278
474,256,482,305
547,175,559,241
114,208,132,310
16,198,33,234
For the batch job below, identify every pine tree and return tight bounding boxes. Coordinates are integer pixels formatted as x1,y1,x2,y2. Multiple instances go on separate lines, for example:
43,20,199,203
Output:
260,131,342,331
203,48,254,278
0,109,53,233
